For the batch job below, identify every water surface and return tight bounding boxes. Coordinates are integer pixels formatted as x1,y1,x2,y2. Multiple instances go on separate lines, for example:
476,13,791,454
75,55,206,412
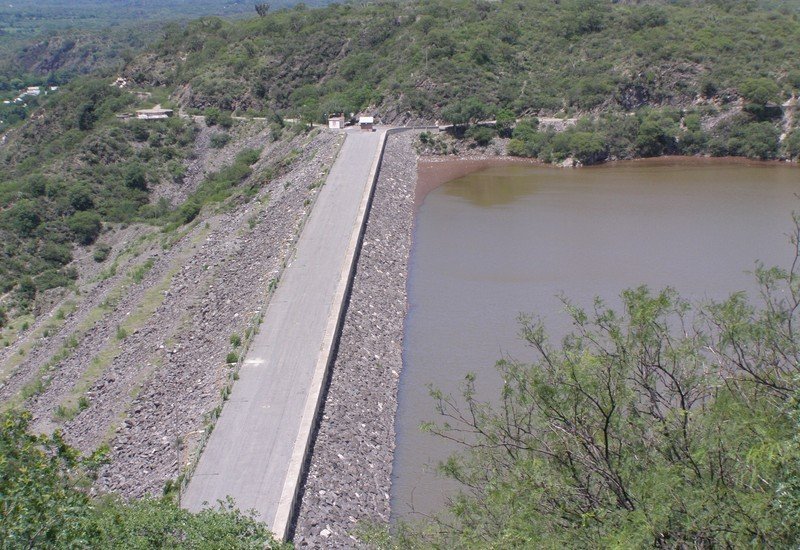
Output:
392,159,800,520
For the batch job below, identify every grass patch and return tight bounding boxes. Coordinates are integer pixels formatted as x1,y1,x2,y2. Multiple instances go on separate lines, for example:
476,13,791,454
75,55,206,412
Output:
0,301,73,386
53,225,209,420
130,257,155,283
13,338,76,406
98,261,118,281
53,396,90,422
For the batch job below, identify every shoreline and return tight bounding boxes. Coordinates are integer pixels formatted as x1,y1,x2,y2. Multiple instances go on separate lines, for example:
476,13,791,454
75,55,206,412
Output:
416,152,798,208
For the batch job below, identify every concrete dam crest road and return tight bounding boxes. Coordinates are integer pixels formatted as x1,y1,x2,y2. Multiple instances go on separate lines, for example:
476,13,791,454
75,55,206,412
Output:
183,128,387,538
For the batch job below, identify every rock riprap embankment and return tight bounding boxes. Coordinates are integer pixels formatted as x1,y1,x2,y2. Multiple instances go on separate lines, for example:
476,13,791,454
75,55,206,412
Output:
294,131,419,548
0,126,343,499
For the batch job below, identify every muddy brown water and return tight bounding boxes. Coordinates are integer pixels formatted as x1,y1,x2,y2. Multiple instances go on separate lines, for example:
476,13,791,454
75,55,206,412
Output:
391,158,800,521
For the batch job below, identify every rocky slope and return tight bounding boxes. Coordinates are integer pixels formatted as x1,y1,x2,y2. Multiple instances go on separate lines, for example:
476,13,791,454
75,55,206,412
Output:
294,130,418,548
0,123,344,498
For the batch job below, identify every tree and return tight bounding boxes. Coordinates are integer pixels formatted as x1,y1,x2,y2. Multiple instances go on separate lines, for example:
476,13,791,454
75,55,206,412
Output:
0,412,98,547
17,276,36,303
124,163,147,191
68,183,95,211
1,199,41,237
372,217,800,548
255,3,270,16
0,411,289,548
785,130,800,159
77,103,97,131
727,121,780,159
441,98,491,131
495,108,516,138
567,131,607,164
739,78,780,118
299,103,322,127
739,77,780,106
67,211,102,245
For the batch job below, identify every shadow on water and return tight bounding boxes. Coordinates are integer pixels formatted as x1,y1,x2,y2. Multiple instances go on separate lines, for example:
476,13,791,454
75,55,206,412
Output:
441,166,542,208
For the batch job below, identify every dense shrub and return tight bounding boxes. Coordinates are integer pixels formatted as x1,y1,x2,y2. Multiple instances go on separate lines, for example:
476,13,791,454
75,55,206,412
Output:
784,130,800,160
0,78,199,295
508,119,545,157
168,148,260,227
635,110,680,157
144,0,800,124
724,121,781,160
124,162,147,191
739,77,780,106
562,131,608,165
93,242,112,263
626,5,668,30
205,107,234,128
441,98,492,127
39,241,73,266
509,121,607,165
68,183,94,211
176,200,201,224
35,268,76,291
67,211,102,245
210,132,231,148
2,199,41,236
0,411,287,548
465,126,495,147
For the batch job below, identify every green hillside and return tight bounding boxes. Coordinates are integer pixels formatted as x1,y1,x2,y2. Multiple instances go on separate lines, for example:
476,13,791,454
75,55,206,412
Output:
133,0,800,119
0,0,248,38
1,1,800,547
2,0,800,321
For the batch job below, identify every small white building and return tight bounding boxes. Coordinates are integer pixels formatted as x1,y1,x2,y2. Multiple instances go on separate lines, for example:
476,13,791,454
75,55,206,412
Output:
359,116,374,131
135,107,174,120
24,86,41,96
328,114,345,129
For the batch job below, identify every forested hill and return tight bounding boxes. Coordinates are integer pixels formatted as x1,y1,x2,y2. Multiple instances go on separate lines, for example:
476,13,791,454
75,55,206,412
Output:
0,0,326,91
1,0,800,319
124,0,800,121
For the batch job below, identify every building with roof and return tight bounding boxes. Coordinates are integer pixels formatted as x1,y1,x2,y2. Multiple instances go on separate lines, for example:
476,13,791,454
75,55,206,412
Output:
359,116,374,131
135,107,174,120
328,114,346,129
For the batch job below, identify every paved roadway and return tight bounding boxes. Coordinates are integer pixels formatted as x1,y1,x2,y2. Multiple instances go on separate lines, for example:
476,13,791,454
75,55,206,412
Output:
183,128,386,536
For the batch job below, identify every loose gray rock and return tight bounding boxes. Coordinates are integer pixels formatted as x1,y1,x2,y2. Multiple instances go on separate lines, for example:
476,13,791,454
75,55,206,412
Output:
293,131,418,547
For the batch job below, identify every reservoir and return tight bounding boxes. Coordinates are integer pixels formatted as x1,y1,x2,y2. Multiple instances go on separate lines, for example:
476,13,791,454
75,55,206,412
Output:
392,159,800,520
